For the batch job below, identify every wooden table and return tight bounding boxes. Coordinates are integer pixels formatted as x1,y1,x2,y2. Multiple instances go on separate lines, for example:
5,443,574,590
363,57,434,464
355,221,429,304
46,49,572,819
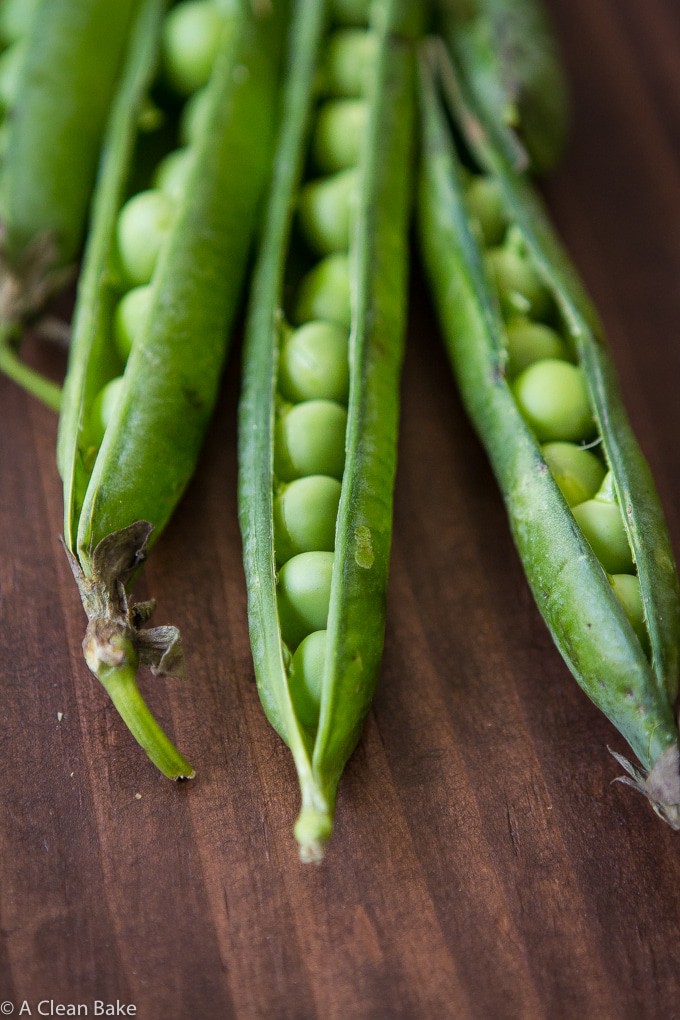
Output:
2,2,679,1016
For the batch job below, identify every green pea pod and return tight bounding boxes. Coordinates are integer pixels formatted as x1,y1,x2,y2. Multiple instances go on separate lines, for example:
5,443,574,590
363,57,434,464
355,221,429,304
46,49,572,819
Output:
2,0,139,266
418,44,680,827
0,0,140,404
57,0,285,778
436,0,569,173
238,0,418,859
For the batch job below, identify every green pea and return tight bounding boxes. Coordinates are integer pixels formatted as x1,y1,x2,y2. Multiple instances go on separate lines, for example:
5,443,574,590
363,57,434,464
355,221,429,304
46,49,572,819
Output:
324,29,377,98
277,552,334,648
87,376,124,450
329,0,370,26
153,147,193,198
0,41,24,110
0,0,40,45
609,574,648,651
275,400,347,482
179,85,211,146
289,629,327,730
505,317,571,379
113,285,153,362
541,442,606,507
116,189,175,286
162,0,224,96
312,100,368,173
298,168,358,255
279,320,349,403
572,500,634,575
466,176,506,246
274,475,342,564
513,359,594,442
486,246,552,320
293,253,351,329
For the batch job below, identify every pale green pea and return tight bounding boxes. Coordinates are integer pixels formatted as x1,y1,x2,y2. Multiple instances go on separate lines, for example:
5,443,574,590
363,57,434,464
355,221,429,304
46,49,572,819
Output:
162,0,224,96
289,629,327,730
116,189,175,286
466,175,506,246
324,29,377,98
293,253,351,328
179,85,211,146
277,552,334,649
312,99,368,173
274,475,342,564
279,320,349,403
541,442,606,507
298,168,358,255
153,147,193,198
87,376,124,450
275,400,347,482
609,574,648,651
113,285,153,362
513,359,594,442
505,317,571,379
486,246,552,320
572,499,634,575
0,0,40,45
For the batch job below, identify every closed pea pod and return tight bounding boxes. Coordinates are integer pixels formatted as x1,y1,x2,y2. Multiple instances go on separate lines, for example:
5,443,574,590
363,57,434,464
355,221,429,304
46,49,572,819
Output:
0,0,140,406
57,0,284,778
436,0,569,173
418,45,680,826
239,0,419,859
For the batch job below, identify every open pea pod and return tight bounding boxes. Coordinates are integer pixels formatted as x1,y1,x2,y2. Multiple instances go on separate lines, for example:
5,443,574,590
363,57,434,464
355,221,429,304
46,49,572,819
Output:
418,43,680,826
238,0,419,860
57,0,285,779
436,0,569,174
0,0,140,407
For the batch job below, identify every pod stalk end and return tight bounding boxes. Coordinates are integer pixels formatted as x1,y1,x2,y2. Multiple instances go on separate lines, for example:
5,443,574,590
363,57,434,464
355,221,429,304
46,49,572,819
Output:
65,522,193,780
93,633,195,781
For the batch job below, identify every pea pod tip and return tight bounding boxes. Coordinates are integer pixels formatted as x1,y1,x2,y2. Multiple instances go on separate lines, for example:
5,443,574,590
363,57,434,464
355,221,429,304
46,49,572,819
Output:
610,745,680,831
294,806,333,864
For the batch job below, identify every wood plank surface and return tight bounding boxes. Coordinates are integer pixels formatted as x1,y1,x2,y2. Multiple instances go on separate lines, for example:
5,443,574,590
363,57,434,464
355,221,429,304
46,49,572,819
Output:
2,2,680,1016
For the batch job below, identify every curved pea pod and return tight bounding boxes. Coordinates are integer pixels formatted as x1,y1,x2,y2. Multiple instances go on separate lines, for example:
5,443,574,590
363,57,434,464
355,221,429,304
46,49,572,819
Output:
417,45,680,827
56,0,285,778
436,0,568,173
0,0,140,405
238,0,418,860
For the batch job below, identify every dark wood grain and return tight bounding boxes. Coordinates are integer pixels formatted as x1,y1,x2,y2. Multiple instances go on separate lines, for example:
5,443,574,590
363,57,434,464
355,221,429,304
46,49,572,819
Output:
2,2,680,1016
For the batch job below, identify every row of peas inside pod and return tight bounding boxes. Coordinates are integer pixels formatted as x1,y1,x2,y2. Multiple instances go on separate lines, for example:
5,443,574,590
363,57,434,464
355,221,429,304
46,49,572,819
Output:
84,0,233,456
273,7,377,734
465,172,646,650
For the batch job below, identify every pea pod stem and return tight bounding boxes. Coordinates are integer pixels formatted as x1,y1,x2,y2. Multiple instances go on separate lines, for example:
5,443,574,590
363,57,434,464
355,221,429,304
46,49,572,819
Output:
88,634,194,781
0,332,61,411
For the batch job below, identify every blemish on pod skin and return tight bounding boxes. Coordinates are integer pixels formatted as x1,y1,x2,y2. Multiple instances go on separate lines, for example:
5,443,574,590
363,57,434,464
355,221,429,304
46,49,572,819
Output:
354,525,374,568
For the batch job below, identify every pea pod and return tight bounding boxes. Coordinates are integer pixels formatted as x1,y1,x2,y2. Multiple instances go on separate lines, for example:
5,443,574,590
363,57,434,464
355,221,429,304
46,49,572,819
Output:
418,44,680,826
0,0,140,406
436,0,569,173
238,0,419,860
57,0,284,778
